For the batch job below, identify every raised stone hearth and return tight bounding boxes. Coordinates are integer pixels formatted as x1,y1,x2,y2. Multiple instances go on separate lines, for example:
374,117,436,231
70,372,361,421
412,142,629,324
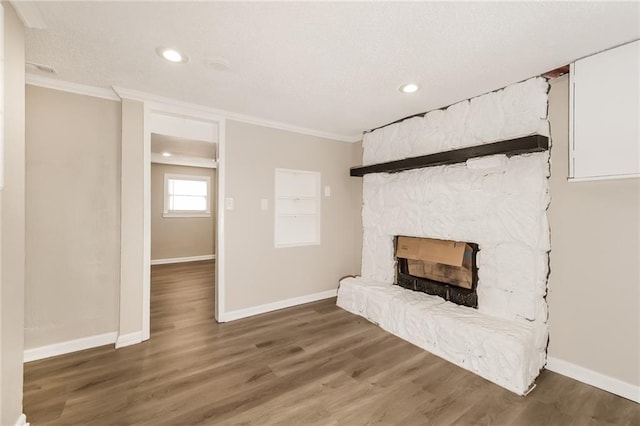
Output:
338,277,541,394
338,77,550,395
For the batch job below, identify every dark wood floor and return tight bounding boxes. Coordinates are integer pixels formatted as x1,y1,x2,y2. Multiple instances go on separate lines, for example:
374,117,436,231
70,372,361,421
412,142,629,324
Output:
24,260,639,425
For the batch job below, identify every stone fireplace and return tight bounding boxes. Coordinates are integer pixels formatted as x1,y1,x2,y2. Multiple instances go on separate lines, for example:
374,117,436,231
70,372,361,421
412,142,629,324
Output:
337,77,550,395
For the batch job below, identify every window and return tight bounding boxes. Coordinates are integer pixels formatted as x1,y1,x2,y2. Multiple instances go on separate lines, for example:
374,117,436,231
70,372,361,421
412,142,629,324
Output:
274,168,321,247
164,173,211,217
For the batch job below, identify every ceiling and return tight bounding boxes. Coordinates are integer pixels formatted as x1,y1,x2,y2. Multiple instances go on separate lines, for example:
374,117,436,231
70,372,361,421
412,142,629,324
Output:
20,1,640,141
151,134,216,160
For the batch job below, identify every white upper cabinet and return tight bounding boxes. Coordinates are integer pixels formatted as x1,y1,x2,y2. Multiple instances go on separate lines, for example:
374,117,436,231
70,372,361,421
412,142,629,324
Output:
570,40,640,181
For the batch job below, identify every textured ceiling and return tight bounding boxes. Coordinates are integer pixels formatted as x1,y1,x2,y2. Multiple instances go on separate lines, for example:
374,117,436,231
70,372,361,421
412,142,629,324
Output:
22,1,639,140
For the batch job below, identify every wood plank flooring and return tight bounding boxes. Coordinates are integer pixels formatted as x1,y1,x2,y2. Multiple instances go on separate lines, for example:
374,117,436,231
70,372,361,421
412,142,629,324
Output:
24,260,639,425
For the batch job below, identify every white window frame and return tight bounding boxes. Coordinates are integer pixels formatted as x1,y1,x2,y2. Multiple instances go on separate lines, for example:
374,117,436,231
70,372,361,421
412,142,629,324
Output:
163,173,211,218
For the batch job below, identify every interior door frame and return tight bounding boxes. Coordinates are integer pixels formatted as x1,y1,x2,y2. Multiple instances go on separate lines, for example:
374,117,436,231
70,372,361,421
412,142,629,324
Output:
142,101,226,339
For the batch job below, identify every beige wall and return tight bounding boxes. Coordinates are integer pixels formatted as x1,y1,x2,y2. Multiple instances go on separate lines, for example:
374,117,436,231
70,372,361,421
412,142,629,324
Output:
25,86,121,349
225,120,362,312
351,141,364,266
1,3,26,424
351,140,363,167
151,163,216,260
547,76,640,386
119,99,145,339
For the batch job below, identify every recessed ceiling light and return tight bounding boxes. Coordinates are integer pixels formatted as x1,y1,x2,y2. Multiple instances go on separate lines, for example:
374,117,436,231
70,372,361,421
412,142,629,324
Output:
156,47,189,64
399,83,420,94
162,152,172,157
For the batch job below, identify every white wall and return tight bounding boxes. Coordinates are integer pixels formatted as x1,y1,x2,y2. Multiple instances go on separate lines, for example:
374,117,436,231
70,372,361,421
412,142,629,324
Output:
547,76,640,389
25,86,121,349
225,120,362,313
1,3,26,424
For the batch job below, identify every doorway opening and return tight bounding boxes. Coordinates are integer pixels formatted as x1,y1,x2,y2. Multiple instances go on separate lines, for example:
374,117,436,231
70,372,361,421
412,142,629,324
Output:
142,107,226,342
149,133,218,335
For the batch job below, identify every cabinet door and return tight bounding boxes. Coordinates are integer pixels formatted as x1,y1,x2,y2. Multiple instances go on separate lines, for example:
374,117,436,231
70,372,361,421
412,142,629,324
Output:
570,40,639,180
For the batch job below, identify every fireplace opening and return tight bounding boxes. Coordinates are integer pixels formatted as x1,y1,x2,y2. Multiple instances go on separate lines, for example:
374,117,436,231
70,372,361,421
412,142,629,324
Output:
395,236,479,308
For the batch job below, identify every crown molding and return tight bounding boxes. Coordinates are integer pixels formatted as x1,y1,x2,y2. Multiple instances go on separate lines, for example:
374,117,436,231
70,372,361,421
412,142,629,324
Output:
9,1,47,29
25,76,361,142
112,86,362,143
26,74,120,101
114,86,226,123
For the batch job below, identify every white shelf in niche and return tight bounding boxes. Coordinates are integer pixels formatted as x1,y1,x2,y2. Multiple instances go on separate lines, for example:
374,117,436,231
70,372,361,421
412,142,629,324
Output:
277,198,317,215
275,168,321,248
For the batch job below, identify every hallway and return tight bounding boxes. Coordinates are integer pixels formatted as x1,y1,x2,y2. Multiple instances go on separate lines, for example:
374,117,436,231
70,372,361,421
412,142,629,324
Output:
150,260,216,337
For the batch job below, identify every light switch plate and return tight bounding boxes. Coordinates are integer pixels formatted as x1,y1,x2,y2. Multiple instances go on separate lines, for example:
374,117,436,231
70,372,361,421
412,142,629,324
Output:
225,197,234,210
261,199,269,210
324,185,331,197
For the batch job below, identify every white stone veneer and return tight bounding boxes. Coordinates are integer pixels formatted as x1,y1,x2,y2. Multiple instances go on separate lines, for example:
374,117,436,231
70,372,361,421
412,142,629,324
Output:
363,77,549,166
338,77,550,395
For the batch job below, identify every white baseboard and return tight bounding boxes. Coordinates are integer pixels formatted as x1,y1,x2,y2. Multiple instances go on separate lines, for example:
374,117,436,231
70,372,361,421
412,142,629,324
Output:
15,413,29,426
115,331,143,349
23,332,117,363
219,289,337,322
546,356,640,403
150,254,215,265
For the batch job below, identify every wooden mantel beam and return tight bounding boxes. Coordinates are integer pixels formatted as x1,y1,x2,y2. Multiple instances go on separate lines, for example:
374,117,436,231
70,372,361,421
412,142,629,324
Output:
350,134,549,177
